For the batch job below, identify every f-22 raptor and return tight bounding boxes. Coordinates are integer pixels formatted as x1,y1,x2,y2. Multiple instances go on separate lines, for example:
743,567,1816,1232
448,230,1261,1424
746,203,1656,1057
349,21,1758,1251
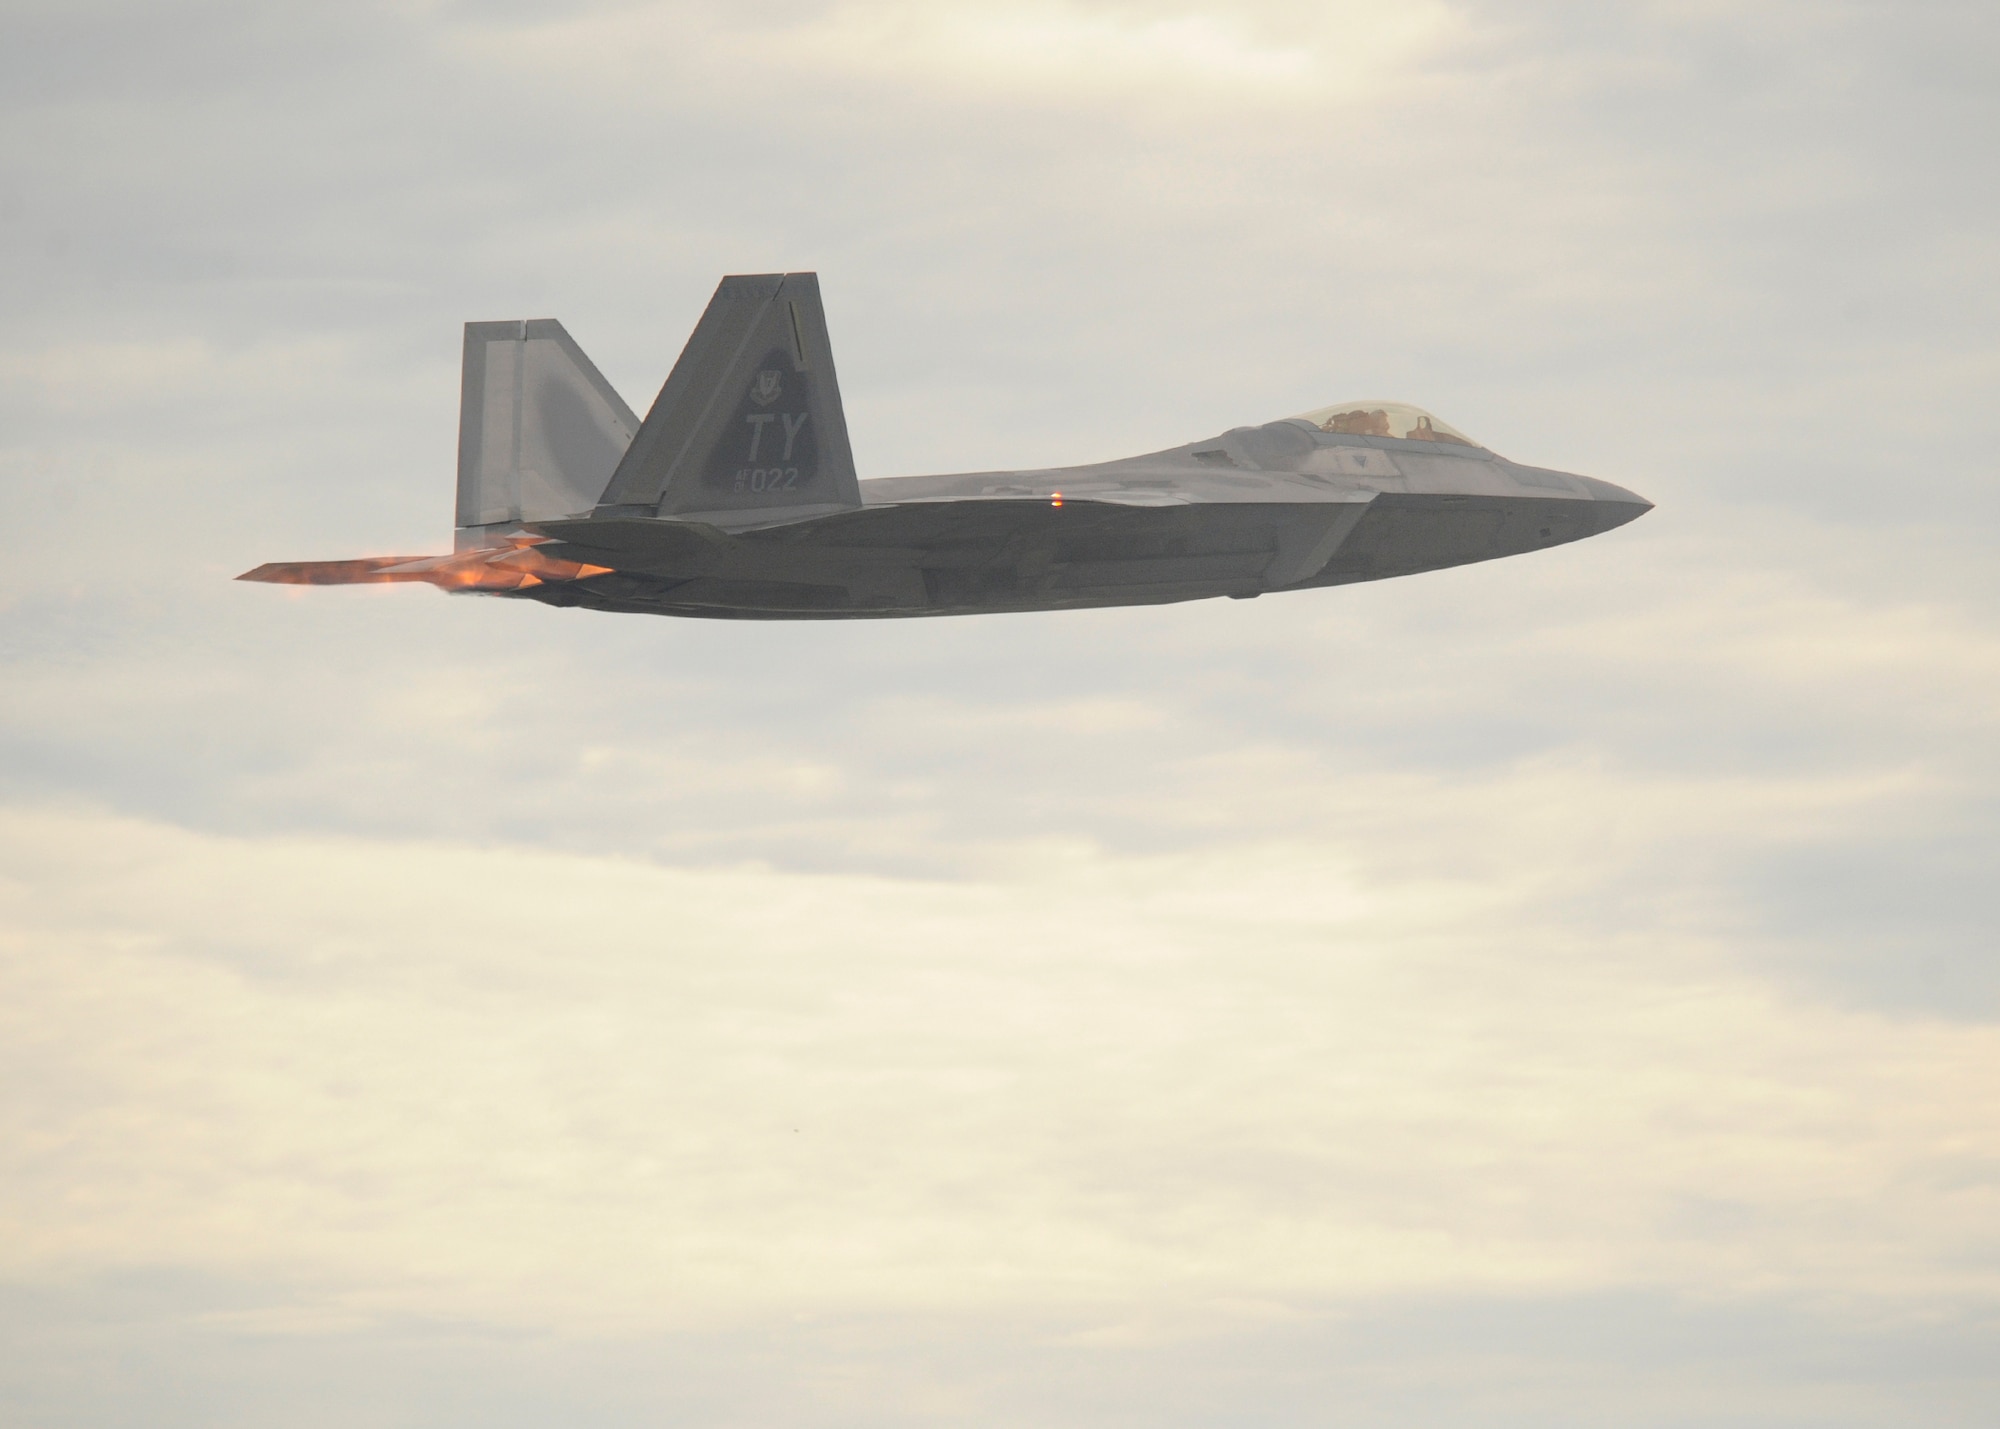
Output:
241,272,1651,619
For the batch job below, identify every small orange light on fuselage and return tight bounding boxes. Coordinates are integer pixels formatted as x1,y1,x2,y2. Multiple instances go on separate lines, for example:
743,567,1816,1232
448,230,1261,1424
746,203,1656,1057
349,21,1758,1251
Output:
1050,492,1064,508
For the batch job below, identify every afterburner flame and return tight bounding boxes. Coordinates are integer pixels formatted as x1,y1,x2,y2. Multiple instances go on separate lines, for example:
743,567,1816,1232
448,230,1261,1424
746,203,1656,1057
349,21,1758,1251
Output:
238,535,612,592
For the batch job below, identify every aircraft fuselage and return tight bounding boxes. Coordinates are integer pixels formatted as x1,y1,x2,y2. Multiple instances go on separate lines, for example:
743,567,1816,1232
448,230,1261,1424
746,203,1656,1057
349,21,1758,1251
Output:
522,425,1649,619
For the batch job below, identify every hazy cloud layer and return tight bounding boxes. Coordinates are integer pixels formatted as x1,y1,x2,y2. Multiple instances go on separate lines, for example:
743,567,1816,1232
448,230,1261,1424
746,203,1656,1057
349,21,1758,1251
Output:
5,808,2000,1424
3,1,1998,1423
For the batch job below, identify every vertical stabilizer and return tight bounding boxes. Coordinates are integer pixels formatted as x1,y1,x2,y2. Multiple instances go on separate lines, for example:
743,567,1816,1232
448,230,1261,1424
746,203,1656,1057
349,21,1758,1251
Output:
596,273,860,525
456,320,639,548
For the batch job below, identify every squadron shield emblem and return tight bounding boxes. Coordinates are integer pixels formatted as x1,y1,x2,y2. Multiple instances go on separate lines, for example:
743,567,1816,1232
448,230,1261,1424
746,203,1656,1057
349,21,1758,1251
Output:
750,369,784,406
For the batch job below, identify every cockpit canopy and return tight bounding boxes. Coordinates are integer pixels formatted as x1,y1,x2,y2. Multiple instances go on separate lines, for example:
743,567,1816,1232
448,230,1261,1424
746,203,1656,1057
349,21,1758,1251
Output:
1291,400,1482,449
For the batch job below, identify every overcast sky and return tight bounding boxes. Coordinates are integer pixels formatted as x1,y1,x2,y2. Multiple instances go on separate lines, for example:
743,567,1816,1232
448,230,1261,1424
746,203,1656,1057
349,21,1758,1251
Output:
3,2,1999,1425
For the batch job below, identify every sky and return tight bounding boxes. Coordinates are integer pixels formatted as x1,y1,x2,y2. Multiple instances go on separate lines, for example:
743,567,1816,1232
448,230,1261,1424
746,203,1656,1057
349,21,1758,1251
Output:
2,1,1999,1424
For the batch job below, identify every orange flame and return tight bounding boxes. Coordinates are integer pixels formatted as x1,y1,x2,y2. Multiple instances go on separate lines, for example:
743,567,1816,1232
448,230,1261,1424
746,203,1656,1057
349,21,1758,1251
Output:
238,535,614,592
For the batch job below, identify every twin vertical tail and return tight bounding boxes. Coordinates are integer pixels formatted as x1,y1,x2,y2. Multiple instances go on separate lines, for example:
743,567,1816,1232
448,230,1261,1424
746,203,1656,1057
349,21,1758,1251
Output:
594,272,861,524
237,271,858,591
455,319,641,549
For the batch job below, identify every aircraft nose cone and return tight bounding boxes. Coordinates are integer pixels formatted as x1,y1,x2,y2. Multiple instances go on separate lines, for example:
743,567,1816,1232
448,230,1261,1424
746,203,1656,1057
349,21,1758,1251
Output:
1579,476,1653,532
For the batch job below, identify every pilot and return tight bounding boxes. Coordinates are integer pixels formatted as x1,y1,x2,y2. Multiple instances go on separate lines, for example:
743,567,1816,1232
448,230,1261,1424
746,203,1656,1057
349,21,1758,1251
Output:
1320,408,1391,437
1408,415,1474,447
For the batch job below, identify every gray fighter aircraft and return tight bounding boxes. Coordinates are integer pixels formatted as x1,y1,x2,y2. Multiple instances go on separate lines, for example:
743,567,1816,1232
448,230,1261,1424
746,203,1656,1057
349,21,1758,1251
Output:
241,272,1650,618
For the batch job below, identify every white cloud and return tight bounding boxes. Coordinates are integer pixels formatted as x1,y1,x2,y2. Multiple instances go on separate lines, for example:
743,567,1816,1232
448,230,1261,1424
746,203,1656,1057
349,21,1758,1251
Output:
5,0,2000,1418
4,790,1997,1333
456,0,1453,110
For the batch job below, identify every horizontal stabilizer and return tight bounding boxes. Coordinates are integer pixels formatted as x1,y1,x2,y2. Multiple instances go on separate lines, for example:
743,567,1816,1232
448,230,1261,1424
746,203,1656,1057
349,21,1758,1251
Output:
238,557,440,585
239,540,611,592
597,272,860,524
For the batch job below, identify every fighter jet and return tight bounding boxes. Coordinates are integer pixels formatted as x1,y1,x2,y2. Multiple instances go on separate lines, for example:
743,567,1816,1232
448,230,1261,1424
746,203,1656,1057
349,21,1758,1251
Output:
240,272,1650,619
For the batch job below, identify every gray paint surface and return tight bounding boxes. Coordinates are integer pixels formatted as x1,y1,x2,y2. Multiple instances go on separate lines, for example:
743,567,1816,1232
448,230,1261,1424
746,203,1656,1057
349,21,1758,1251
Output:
247,273,1651,617
455,319,640,544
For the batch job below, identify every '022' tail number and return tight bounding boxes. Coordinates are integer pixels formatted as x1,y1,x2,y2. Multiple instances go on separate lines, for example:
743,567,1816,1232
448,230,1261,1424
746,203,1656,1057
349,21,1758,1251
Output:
734,467,801,495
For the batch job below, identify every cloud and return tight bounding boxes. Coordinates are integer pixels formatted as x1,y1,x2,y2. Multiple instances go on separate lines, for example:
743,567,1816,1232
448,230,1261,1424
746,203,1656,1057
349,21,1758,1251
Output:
455,1,1452,110
4,0,2000,1421
7,1278,1995,1428
4,805,1999,1334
